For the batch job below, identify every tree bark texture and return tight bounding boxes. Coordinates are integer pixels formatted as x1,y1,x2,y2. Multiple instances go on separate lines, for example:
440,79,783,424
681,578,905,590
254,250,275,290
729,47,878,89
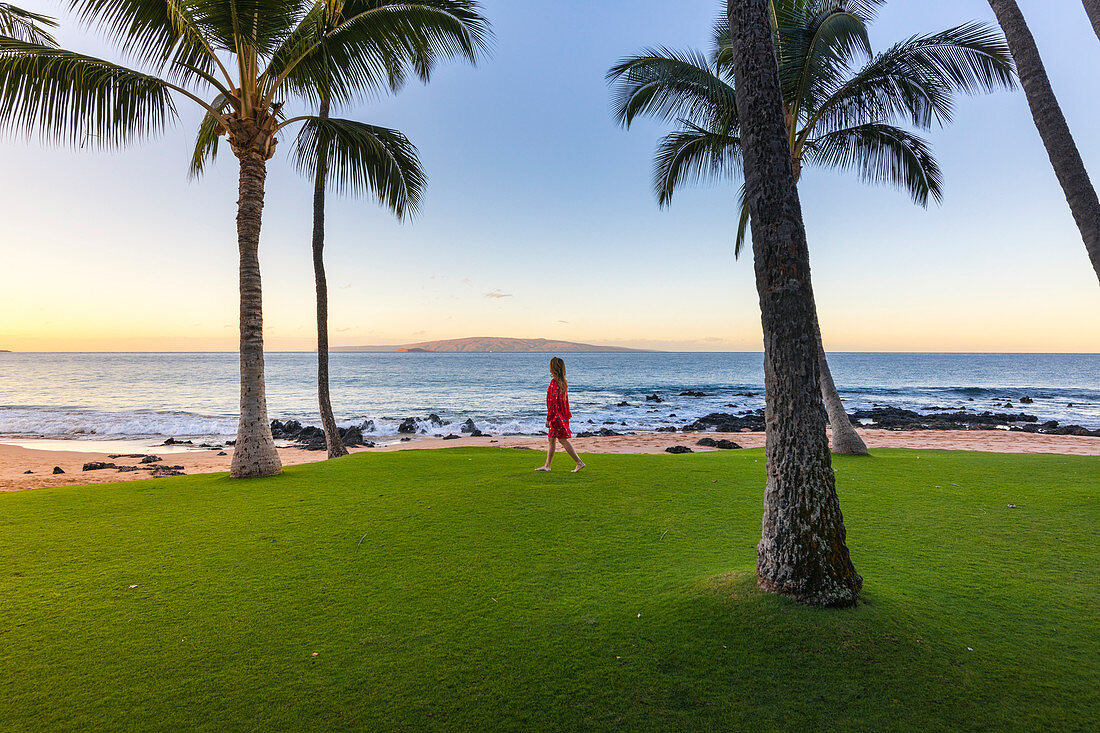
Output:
989,0,1100,284
728,0,861,606
229,128,283,479
312,98,349,459
1084,0,1100,42
815,327,868,455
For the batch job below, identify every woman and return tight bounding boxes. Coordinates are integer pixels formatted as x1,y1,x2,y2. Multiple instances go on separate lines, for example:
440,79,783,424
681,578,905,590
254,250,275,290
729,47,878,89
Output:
536,357,585,472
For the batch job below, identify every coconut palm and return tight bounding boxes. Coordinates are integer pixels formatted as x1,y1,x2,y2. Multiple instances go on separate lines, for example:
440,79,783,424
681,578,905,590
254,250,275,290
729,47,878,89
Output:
988,0,1100,284
0,2,56,44
726,0,861,606
608,0,1016,454
191,1,488,460
0,0,485,477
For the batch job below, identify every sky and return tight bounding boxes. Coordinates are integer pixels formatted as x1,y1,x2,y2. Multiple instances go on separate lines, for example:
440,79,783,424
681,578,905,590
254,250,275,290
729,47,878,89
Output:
2,0,1099,352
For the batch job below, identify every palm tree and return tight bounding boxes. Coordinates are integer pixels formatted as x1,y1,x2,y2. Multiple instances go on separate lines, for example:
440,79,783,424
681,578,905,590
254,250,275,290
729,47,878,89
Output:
0,2,56,44
726,0,861,606
192,1,488,460
988,0,1100,284
0,0,483,477
608,0,1015,454
1085,0,1100,43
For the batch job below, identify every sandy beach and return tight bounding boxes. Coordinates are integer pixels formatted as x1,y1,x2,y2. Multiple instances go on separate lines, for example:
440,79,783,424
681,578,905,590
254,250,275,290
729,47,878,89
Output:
2,429,1096,493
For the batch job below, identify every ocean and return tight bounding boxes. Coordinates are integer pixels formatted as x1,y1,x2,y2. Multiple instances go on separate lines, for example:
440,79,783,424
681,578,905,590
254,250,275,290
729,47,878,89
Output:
0,352,1097,443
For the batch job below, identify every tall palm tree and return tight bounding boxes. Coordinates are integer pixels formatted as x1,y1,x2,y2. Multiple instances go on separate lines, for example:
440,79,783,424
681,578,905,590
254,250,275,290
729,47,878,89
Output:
0,0,480,477
988,0,1100,284
608,0,1015,454
0,2,56,44
726,0,861,606
192,1,488,460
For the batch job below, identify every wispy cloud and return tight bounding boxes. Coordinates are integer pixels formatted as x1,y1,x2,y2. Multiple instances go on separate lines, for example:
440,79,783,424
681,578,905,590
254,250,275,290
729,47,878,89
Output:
558,320,570,324
485,289,513,299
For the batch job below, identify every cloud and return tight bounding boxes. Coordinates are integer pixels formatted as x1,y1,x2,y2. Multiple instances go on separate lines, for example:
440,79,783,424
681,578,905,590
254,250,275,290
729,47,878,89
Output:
485,289,513,299
558,320,570,324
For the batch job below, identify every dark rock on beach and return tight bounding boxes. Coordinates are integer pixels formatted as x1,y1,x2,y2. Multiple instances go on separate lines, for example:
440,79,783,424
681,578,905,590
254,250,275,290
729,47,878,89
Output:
217,451,227,456
443,434,460,440
398,418,419,434
655,426,677,433
460,418,478,434
82,462,117,471
715,439,741,450
665,445,692,454
52,466,64,474
23,470,33,474
140,455,161,464
681,410,766,433
696,437,718,447
848,407,1042,431
161,438,193,445
577,428,622,438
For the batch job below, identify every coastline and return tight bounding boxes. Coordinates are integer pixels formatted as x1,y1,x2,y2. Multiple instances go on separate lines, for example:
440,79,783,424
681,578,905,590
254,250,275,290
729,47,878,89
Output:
3,429,1096,493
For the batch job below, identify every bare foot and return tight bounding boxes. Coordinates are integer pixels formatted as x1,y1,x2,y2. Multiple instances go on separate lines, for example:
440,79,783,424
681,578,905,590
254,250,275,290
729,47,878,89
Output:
572,463,585,473
535,466,551,472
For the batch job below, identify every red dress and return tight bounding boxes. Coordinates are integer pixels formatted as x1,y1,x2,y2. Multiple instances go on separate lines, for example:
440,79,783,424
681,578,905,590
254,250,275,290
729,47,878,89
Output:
547,380,572,439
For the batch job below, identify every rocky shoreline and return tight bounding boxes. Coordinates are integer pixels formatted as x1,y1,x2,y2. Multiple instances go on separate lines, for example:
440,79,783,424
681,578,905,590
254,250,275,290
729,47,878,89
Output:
268,395,1100,449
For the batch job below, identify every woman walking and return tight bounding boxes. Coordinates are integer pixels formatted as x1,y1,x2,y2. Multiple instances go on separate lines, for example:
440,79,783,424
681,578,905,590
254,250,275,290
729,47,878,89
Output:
536,357,585,472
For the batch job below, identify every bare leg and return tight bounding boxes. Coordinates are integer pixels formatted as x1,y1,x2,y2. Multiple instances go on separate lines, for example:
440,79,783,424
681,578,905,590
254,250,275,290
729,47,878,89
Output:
536,436,556,471
558,438,585,472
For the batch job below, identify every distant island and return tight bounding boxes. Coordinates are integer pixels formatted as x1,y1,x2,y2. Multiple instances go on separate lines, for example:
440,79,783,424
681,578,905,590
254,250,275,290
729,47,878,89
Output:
334,337,651,353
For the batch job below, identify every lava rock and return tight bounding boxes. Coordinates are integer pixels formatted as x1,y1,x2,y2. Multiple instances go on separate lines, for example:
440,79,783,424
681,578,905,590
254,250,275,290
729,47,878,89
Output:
52,466,65,474
23,470,32,474
397,418,419,434
665,445,693,454
616,401,630,407
140,455,161,464
696,437,718,447
117,466,139,472
681,410,766,433
427,414,445,427
443,434,460,440
360,419,376,433
82,462,117,471
655,426,677,433
161,437,193,445
460,418,478,434
1019,396,1034,404
714,439,741,449
679,391,708,397
341,426,365,447
645,393,663,403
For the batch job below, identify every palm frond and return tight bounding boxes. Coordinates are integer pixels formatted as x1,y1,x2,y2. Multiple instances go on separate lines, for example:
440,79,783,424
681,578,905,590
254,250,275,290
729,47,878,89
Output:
803,122,942,206
270,0,490,105
652,122,742,207
0,37,176,147
0,2,58,45
778,4,873,121
813,21,1015,132
292,115,424,218
66,0,222,85
606,48,737,133
735,181,751,258
185,0,308,57
188,90,230,177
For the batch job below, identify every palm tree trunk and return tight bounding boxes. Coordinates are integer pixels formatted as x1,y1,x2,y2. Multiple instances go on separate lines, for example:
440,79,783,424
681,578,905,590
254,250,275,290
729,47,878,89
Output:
989,0,1100,283
728,0,861,606
1084,0,1100,42
815,327,868,455
230,144,283,479
313,98,348,459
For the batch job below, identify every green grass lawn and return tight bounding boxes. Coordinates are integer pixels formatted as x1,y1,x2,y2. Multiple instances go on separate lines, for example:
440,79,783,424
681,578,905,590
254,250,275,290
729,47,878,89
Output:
1,447,1097,731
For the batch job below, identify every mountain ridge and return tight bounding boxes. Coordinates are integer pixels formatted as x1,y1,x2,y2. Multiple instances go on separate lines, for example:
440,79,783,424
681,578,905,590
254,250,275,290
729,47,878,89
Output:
333,337,652,353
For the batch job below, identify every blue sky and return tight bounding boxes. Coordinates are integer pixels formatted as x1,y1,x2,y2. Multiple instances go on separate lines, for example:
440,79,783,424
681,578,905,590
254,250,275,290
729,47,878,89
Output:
2,0,1099,351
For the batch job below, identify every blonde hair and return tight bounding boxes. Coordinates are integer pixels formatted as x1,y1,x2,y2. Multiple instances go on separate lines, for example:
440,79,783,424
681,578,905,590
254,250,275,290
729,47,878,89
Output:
550,357,567,391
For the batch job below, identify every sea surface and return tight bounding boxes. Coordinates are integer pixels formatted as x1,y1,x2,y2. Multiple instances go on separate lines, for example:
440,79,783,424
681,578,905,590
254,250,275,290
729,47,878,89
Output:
1,352,1098,443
